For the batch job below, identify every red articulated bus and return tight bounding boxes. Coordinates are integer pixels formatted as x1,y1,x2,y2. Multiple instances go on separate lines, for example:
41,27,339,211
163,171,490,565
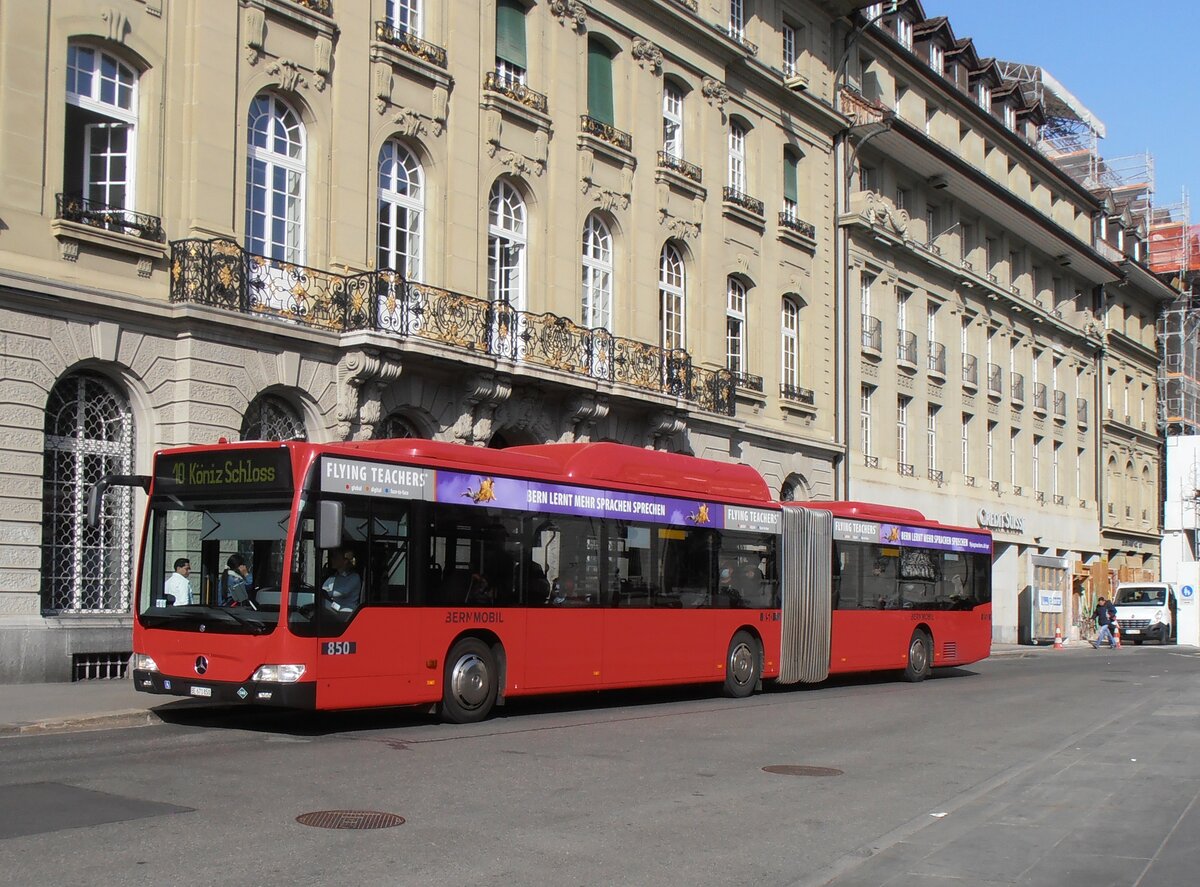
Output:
97,439,992,722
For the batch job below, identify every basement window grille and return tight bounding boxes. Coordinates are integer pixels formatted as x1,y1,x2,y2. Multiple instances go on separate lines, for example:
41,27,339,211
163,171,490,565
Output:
72,652,131,681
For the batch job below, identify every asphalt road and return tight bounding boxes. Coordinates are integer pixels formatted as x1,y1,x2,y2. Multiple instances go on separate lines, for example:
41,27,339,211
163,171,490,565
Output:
1,647,1199,887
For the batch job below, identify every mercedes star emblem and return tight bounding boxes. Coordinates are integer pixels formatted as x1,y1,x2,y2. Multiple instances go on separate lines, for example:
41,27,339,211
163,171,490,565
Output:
195,655,209,675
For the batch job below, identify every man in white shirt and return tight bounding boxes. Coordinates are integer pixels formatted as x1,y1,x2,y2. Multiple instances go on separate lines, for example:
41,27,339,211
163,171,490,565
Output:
165,558,192,606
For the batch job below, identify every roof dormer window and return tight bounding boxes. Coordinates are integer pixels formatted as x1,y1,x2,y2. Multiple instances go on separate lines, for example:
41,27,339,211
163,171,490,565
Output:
1003,103,1016,129
977,83,991,111
896,16,913,49
928,43,944,75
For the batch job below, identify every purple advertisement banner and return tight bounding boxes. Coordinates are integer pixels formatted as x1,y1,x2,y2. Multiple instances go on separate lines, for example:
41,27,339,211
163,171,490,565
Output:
878,522,992,554
436,470,778,531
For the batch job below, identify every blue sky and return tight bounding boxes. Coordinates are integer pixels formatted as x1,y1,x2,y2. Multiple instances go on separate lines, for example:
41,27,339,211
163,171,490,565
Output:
928,1,1198,221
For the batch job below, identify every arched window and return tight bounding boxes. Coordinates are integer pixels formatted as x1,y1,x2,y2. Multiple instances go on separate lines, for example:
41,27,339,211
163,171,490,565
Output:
245,93,305,262
780,473,811,502
241,395,306,442
659,243,686,350
376,413,421,440
488,179,527,309
41,372,134,613
378,140,424,281
781,296,801,390
581,214,613,329
726,277,746,375
64,44,138,214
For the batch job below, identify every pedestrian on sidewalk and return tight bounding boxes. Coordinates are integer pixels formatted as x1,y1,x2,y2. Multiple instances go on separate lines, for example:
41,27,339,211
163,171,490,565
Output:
1093,596,1118,649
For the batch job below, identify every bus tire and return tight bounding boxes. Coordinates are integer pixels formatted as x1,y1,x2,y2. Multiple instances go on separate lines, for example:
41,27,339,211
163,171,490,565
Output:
723,630,760,698
903,629,932,683
442,638,498,724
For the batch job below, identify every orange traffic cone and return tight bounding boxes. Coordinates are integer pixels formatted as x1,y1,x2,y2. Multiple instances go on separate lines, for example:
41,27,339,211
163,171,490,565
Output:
1053,626,1063,649
1113,622,1121,649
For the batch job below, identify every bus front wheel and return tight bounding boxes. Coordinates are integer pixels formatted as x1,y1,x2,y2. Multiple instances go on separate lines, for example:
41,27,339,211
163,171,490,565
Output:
442,638,498,724
723,630,761,698
903,630,932,683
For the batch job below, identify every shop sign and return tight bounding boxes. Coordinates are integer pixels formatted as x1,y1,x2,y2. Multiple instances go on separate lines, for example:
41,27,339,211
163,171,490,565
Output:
977,508,1025,533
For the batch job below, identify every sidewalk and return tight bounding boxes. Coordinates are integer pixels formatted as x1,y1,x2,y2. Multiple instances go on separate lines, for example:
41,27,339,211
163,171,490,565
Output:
0,643,1072,736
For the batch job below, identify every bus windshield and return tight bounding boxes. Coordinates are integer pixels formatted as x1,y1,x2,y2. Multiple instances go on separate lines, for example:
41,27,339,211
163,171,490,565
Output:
139,499,292,635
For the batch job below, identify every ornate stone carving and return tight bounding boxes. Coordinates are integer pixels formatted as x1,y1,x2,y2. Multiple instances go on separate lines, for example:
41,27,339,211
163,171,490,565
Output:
658,209,699,239
373,62,392,114
564,395,610,442
432,86,449,135
60,239,80,262
392,108,428,137
647,410,687,450
631,38,663,73
137,257,154,278
500,150,545,177
101,7,129,43
548,0,587,30
702,77,729,112
336,350,404,441
313,36,332,91
266,58,306,92
244,8,266,64
453,373,513,445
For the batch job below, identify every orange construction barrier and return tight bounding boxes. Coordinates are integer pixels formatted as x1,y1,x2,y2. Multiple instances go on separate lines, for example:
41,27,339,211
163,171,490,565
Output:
1053,626,1063,649
1113,622,1121,649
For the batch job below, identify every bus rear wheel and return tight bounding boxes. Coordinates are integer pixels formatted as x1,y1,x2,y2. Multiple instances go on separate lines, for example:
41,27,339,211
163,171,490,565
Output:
442,638,498,724
903,630,932,683
723,630,761,698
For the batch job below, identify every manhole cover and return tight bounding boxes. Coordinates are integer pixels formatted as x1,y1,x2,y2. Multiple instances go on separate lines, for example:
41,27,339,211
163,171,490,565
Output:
296,810,405,829
762,765,843,777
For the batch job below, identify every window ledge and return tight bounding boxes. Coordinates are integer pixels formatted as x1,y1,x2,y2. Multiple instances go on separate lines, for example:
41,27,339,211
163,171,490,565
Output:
778,223,817,253
654,165,706,202
51,219,168,261
721,200,765,232
370,37,452,90
481,89,552,132
578,131,635,169
255,0,336,39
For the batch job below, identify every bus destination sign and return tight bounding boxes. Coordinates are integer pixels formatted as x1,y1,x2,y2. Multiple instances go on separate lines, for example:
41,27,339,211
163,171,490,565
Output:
156,449,292,496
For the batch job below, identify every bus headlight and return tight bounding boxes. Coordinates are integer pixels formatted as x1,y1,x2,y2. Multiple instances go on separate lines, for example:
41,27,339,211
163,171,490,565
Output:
1155,610,1164,623
251,664,306,683
132,653,159,672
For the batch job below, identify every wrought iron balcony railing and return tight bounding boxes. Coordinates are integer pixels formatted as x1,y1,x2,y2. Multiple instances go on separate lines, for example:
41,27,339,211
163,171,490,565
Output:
990,480,1001,493
1011,371,1025,404
722,186,765,216
56,193,164,242
862,315,882,352
898,462,915,477
1053,389,1067,419
987,363,1003,396
1077,398,1089,425
294,0,332,14
1033,382,1048,413
169,239,733,414
928,341,946,376
779,210,816,239
962,354,978,386
581,115,632,151
964,475,977,487
1054,494,1065,506
1012,485,1023,497
865,455,879,468
731,371,764,392
897,330,917,365
374,20,448,68
656,151,702,183
781,384,815,405
484,71,548,114
1036,491,1046,504
672,0,698,10
928,468,944,485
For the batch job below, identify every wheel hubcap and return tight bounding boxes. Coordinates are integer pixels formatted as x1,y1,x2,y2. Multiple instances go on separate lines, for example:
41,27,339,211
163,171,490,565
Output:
730,643,754,685
450,654,490,709
910,638,928,673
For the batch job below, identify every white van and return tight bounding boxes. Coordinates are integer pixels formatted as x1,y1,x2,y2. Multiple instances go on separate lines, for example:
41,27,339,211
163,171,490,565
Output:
1112,583,1177,645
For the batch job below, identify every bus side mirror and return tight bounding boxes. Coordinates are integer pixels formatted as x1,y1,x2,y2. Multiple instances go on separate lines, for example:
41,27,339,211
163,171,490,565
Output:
318,500,344,550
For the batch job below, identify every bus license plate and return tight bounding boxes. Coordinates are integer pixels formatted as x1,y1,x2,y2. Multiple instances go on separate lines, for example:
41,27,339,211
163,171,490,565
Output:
1127,629,1140,635
190,686,212,697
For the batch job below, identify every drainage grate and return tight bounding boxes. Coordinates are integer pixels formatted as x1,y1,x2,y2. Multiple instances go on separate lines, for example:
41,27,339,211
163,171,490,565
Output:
72,652,131,681
762,765,844,777
296,810,405,830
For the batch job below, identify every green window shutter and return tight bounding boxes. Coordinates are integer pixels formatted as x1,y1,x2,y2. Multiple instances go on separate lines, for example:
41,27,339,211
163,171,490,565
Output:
784,153,799,203
496,0,527,69
587,41,614,125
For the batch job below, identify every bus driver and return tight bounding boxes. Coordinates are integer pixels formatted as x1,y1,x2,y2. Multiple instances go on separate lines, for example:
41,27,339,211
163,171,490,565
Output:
322,548,362,614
